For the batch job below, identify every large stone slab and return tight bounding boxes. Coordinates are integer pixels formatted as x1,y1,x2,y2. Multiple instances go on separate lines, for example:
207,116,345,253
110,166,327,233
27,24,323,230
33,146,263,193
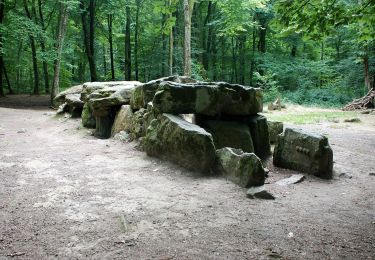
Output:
246,115,271,159
152,81,263,116
143,114,216,173
81,81,141,102
216,148,265,188
273,127,333,179
198,120,254,153
130,76,198,110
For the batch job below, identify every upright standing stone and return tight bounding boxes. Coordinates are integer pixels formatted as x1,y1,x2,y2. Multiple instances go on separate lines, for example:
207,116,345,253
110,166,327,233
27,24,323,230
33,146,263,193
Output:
273,127,333,179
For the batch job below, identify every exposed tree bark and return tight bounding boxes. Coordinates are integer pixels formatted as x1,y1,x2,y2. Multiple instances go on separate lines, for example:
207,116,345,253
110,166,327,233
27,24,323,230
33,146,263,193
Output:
24,0,40,95
37,0,50,93
0,0,5,97
107,14,115,80
124,5,131,80
80,0,97,82
183,0,194,76
51,2,69,104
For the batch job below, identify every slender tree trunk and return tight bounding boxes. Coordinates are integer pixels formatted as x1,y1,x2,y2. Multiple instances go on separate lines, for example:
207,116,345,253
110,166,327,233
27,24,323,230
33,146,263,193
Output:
3,62,13,94
51,3,69,104
202,1,212,71
103,44,107,77
107,14,115,80
250,18,256,85
238,34,246,85
162,6,167,77
364,52,371,91
135,1,141,81
37,0,50,93
0,0,5,97
124,5,131,80
81,0,97,82
168,0,174,76
24,0,40,95
183,0,194,76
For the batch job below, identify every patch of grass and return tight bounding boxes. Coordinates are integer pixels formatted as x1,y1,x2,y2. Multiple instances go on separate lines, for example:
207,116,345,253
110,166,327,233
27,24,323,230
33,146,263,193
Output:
263,109,358,124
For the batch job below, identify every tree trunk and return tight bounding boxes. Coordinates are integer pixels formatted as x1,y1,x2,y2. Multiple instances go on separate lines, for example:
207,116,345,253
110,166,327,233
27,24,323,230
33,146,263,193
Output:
3,62,13,94
162,7,167,77
168,0,174,76
364,53,371,91
81,0,97,82
250,17,256,85
51,2,69,104
135,1,141,81
238,34,246,85
0,0,5,97
37,0,49,93
103,44,107,77
24,0,40,95
124,5,131,80
202,1,212,72
183,0,194,77
107,14,115,80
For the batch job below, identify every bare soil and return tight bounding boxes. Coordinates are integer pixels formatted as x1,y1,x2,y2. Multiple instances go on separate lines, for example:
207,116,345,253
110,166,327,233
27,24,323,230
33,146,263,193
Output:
0,96,374,259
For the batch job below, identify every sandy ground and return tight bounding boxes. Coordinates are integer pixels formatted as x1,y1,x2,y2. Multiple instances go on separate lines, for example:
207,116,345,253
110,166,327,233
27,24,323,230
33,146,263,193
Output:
0,97,374,259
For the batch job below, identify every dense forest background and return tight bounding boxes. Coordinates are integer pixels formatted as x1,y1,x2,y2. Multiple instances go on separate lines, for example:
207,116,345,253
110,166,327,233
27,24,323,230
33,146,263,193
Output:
0,0,374,106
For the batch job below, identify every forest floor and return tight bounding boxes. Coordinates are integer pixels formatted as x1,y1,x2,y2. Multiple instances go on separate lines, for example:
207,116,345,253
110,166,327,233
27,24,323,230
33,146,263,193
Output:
0,95,374,259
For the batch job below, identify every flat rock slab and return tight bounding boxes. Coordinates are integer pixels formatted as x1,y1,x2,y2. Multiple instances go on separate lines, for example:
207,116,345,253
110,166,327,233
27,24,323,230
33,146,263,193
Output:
53,84,83,107
81,81,142,102
246,186,275,200
130,76,197,109
153,81,263,116
276,174,305,186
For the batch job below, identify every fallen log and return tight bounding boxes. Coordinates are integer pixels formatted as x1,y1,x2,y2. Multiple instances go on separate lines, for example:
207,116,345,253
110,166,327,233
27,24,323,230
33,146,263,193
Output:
342,90,375,111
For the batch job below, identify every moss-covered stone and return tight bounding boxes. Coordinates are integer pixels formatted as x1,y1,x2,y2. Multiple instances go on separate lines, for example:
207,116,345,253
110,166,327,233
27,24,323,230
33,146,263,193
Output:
273,127,333,179
198,120,254,153
268,120,284,144
82,103,96,128
153,81,262,116
216,147,265,188
143,113,216,173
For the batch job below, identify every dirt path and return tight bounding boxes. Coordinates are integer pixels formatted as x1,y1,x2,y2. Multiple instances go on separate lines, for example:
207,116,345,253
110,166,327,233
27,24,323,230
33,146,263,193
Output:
0,105,374,259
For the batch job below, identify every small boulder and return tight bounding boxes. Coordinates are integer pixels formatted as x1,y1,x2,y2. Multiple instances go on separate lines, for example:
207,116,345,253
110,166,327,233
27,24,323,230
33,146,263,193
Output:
268,120,284,144
273,127,333,179
246,186,275,200
143,114,216,173
216,147,265,188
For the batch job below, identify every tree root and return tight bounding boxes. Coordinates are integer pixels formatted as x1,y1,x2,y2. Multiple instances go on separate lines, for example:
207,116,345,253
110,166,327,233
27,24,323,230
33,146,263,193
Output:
342,90,375,111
